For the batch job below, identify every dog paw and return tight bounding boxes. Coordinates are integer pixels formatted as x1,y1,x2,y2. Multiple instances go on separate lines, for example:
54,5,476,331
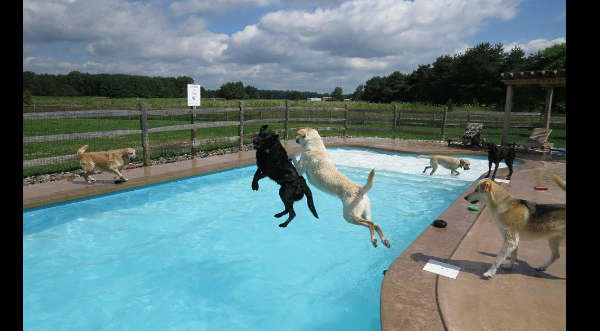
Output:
383,240,391,248
372,239,378,248
278,222,288,228
251,183,259,190
534,266,547,272
482,270,495,278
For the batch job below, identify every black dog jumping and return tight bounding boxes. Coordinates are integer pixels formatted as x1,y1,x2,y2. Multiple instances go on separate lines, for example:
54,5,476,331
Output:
483,142,516,180
251,125,319,227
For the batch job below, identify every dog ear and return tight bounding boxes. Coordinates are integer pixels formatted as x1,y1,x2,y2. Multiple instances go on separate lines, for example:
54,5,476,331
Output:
260,125,269,132
479,180,492,193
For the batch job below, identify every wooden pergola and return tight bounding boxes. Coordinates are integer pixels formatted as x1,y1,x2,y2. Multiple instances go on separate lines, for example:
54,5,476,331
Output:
500,69,566,145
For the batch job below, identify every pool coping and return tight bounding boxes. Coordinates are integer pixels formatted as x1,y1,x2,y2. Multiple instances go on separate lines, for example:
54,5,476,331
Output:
22,137,566,330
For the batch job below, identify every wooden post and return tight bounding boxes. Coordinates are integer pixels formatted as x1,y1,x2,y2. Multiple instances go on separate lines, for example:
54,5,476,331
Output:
284,100,290,140
543,87,554,130
238,101,244,151
343,103,348,137
441,106,448,141
139,103,150,166
392,104,398,139
502,85,513,145
190,106,197,156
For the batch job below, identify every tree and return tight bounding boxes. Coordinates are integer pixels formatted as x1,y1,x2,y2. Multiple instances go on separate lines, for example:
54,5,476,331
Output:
453,42,505,105
244,85,260,99
352,84,364,101
23,90,33,105
363,76,386,102
331,87,343,101
407,64,432,102
218,81,245,99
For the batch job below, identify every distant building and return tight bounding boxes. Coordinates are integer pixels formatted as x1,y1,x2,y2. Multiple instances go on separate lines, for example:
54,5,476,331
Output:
307,97,322,102
322,97,332,101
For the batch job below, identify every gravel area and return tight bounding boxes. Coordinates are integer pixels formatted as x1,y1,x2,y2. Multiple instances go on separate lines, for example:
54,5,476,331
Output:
23,144,255,186
22,137,456,186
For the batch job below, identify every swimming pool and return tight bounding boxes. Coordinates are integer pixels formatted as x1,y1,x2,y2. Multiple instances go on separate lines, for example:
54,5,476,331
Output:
23,148,510,330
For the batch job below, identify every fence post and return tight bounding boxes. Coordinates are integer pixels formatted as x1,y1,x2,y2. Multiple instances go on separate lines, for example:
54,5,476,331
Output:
441,106,448,141
284,100,290,140
190,106,197,156
392,104,398,139
139,103,150,166
239,101,244,151
343,103,348,137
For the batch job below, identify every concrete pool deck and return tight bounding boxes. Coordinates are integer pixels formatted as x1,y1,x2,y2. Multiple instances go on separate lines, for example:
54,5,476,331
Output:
22,137,566,330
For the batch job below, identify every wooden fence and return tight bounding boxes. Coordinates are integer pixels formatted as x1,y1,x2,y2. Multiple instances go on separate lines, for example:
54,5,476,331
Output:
23,102,565,168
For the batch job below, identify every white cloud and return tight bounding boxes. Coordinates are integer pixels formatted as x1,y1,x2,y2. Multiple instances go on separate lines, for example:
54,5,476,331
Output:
169,0,274,17
503,37,566,54
22,0,564,92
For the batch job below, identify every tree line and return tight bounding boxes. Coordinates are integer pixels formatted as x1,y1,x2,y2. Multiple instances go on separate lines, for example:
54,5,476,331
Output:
350,42,566,112
23,42,565,112
22,71,329,102
23,71,195,98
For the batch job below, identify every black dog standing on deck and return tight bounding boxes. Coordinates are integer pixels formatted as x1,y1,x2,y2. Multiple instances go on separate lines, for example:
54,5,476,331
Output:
483,142,516,180
251,125,319,227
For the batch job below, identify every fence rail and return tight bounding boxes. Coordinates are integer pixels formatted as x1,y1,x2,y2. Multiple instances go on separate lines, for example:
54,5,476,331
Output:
23,102,565,169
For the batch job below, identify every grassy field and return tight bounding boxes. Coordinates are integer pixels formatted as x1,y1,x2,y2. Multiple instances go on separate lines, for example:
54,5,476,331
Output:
23,96,565,177
25,95,496,111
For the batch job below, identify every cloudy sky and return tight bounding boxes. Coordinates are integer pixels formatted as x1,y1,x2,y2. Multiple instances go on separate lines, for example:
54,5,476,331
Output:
23,0,566,93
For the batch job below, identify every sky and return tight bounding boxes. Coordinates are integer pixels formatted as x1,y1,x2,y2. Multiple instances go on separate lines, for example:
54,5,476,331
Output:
22,0,566,94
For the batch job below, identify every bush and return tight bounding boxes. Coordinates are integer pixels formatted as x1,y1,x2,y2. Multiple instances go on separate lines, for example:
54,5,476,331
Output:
23,90,33,105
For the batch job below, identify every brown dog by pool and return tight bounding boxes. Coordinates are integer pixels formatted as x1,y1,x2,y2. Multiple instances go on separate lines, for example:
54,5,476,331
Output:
77,145,136,184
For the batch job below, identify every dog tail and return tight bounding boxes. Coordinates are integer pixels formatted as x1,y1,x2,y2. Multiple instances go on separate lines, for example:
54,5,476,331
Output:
553,175,566,191
358,169,375,197
77,145,89,157
301,177,319,219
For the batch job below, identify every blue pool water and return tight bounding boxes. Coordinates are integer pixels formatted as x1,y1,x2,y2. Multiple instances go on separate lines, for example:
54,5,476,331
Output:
23,148,509,330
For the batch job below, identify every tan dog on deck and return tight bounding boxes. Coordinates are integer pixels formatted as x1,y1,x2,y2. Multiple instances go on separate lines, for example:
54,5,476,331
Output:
464,176,566,278
421,155,470,176
77,145,137,184
293,128,390,248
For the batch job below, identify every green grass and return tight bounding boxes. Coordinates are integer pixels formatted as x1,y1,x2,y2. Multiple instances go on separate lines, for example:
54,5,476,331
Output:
26,96,491,112
23,96,565,177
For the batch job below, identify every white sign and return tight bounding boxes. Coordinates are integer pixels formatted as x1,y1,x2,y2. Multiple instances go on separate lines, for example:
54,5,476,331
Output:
423,259,461,279
187,84,201,106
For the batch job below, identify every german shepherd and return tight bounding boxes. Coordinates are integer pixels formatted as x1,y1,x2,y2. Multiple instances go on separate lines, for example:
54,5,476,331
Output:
464,176,566,278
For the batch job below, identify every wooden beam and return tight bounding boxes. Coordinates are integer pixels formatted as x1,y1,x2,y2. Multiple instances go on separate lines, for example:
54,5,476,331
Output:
502,85,513,145
501,77,565,86
543,87,554,130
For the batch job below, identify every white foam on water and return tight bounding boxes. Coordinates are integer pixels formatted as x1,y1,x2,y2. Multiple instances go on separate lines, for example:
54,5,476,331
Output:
320,148,509,182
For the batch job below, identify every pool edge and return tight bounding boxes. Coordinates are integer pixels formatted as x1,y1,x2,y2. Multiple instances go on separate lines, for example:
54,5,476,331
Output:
23,137,563,330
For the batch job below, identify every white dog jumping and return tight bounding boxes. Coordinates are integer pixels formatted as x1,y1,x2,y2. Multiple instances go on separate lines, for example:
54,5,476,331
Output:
293,128,390,248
